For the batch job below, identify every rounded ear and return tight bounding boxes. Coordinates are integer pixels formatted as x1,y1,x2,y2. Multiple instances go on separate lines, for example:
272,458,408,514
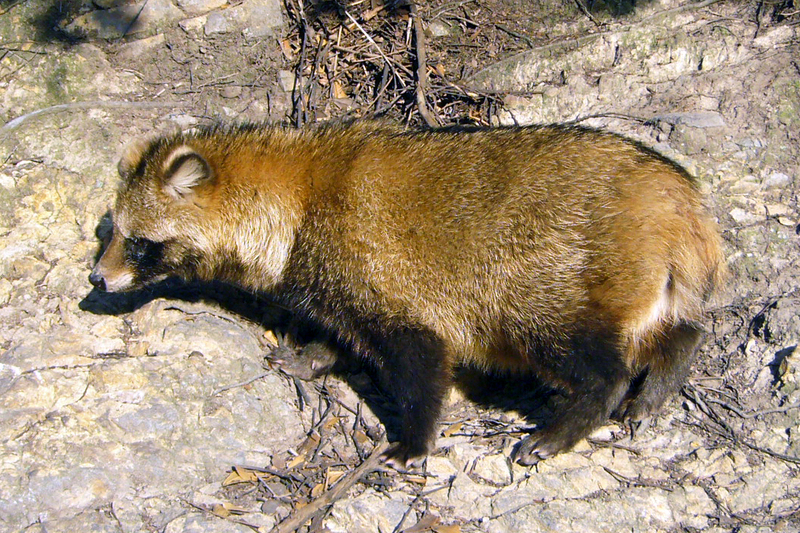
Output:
117,138,152,179
161,145,214,200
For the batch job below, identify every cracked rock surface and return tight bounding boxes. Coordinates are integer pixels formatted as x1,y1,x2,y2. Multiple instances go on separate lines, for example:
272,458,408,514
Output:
1,0,798,531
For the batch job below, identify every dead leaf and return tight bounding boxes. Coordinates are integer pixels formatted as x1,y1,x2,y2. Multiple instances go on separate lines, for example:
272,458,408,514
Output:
297,431,321,456
323,415,341,431
361,3,387,22
280,39,295,61
221,502,248,515
434,525,461,533
325,468,346,488
443,422,463,437
403,514,439,532
287,453,307,469
311,482,325,498
332,80,348,99
211,503,247,518
263,330,279,347
212,504,231,518
353,429,370,445
223,467,258,486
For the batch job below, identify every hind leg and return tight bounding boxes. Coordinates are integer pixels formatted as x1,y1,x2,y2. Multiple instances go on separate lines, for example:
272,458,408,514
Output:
617,321,705,426
515,333,632,465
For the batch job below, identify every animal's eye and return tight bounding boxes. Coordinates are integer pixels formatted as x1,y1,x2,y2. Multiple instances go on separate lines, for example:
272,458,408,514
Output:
127,238,150,262
124,237,162,266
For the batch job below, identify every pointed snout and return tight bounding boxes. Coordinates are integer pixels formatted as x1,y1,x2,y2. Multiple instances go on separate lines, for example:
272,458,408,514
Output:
88,269,107,291
89,233,136,293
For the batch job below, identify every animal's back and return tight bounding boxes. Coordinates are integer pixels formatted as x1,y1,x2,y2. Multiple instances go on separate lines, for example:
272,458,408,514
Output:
293,124,723,370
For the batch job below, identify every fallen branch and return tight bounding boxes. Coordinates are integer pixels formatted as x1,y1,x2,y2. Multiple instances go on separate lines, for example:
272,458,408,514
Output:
272,440,390,533
410,2,440,127
1,100,183,134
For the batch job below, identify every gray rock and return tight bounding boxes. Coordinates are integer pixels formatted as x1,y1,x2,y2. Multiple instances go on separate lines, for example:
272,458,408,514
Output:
117,33,165,61
428,20,455,38
177,0,228,16
325,489,411,533
67,0,183,39
164,513,254,533
488,485,715,533
244,1,284,38
205,11,232,35
180,15,208,33
764,172,792,188
204,0,283,37
654,111,726,128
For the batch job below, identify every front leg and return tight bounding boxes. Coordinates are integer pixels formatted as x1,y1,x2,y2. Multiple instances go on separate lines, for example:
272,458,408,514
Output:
269,339,338,381
366,324,452,468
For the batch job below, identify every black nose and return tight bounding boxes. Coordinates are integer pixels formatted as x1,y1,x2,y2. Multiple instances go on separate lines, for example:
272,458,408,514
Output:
89,271,106,291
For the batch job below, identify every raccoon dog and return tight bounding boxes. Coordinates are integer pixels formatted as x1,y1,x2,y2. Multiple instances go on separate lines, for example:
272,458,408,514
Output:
89,121,725,466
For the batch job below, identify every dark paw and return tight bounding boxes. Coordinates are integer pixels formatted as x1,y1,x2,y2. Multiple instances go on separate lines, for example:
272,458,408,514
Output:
513,435,557,466
267,337,336,381
613,395,658,428
513,429,579,466
381,441,428,470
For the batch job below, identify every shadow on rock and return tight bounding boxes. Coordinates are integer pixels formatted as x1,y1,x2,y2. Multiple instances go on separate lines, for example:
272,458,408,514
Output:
21,0,153,45
81,211,564,459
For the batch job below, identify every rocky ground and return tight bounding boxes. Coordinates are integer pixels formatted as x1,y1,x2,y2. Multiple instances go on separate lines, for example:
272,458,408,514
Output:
0,0,799,532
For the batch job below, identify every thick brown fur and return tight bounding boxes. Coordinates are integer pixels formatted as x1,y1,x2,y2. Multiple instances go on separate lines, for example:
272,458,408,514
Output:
90,121,725,466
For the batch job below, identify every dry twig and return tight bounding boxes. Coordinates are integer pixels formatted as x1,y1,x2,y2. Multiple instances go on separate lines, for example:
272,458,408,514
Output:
409,2,440,127
272,440,390,533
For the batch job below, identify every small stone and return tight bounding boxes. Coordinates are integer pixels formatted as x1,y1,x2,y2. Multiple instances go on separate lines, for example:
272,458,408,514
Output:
117,34,165,61
278,70,296,92
0,279,11,305
244,1,284,38
0,172,13,189
729,207,755,224
205,11,232,34
656,112,726,129
177,0,227,16
428,472,494,518
766,203,792,217
425,455,458,482
427,20,454,37
753,25,796,49
168,114,200,129
221,85,242,99
764,172,792,188
472,453,512,485
179,15,207,33
325,489,410,533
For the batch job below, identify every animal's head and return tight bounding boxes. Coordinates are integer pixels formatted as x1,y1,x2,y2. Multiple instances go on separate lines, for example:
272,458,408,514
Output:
89,136,220,292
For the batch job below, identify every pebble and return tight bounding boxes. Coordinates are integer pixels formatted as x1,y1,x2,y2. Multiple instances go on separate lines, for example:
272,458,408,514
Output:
177,0,228,16
655,111,726,129
764,172,792,188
